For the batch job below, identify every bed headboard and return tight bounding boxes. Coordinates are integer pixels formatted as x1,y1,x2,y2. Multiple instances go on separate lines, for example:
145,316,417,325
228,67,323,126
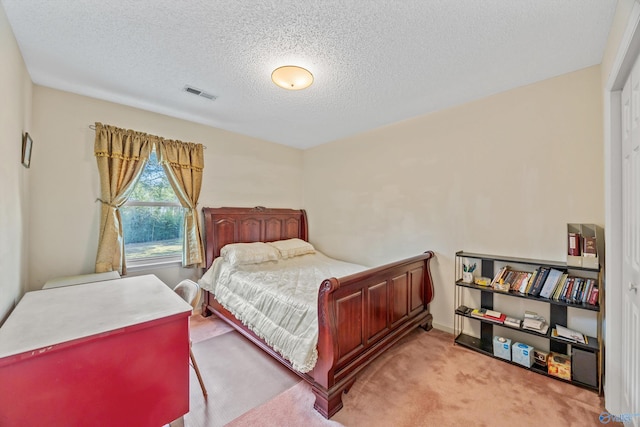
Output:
202,206,309,269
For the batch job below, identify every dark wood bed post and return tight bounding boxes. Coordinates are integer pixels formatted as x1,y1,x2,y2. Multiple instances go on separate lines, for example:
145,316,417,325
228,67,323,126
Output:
420,250,435,332
300,209,308,241
312,277,342,417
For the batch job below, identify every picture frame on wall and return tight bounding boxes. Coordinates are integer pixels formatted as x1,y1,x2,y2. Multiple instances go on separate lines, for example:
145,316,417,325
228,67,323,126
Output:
22,132,32,168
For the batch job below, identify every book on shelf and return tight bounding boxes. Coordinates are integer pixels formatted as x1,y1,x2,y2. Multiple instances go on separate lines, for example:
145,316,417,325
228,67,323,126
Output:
561,276,592,304
581,279,594,303
589,280,599,304
562,277,598,305
528,267,550,297
557,277,569,301
553,325,587,345
522,319,549,335
569,278,579,302
490,267,508,287
539,268,564,299
552,273,569,301
520,269,538,294
588,286,599,305
470,308,487,319
455,305,472,315
466,307,507,324
523,317,543,329
522,313,549,334
484,314,507,324
501,270,516,289
508,271,531,292
561,277,575,302
484,309,506,324
485,309,501,318
494,268,536,294
579,278,589,302
504,316,522,328
568,232,582,256
570,278,585,303
583,236,597,258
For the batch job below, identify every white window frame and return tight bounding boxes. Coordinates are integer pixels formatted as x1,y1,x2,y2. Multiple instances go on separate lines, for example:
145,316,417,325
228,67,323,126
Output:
122,189,184,269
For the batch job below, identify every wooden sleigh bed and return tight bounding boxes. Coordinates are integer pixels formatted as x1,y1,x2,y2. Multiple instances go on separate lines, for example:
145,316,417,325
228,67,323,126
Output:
200,206,435,418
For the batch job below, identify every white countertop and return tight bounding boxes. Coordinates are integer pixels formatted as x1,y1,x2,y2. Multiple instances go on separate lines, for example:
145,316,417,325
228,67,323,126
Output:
0,274,192,359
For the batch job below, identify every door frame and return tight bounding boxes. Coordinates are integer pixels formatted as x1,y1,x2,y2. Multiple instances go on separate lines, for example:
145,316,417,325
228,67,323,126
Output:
604,2,640,415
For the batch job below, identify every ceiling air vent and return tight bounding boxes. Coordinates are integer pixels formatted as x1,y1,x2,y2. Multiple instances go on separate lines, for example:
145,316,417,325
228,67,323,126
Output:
183,85,217,101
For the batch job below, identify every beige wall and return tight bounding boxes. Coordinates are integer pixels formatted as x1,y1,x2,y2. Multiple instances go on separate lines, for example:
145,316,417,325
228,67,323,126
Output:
303,66,604,332
0,7,32,322
29,86,303,290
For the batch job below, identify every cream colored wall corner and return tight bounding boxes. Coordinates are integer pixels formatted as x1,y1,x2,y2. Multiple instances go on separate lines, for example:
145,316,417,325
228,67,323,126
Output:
303,65,604,333
0,5,32,323
29,86,303,290
601,0,637,88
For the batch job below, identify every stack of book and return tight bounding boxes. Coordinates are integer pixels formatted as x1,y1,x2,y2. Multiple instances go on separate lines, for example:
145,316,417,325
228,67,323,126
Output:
504,316,522,328
552,324,588,345
556,277,599,305
522,311,549,335
529,267,599,305
490,267,531,293
470,307,485,319
525,267,562,297
469,308,507,324
484,309,506,324
490,265,599,306
569,231,598,258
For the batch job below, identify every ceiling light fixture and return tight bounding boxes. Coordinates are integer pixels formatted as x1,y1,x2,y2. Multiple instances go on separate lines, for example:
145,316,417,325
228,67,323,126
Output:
271,66,314,90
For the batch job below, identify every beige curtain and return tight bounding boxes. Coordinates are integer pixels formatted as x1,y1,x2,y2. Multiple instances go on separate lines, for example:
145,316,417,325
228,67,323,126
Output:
157,139,205,268
94,123,152,274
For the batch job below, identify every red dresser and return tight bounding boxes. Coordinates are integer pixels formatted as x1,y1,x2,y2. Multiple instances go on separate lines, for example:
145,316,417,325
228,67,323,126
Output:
0,274,192,427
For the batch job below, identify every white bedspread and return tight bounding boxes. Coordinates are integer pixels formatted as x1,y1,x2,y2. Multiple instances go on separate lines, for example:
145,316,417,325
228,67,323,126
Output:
198,252,366,373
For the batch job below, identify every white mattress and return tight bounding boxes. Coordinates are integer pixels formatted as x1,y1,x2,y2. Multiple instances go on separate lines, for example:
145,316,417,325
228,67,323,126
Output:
198,252,366,373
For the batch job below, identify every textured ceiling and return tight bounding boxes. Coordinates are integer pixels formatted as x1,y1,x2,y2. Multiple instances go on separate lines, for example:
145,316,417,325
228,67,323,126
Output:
1,0,618,149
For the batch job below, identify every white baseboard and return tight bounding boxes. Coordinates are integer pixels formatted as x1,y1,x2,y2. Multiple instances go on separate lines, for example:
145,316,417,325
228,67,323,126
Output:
431,322,454,335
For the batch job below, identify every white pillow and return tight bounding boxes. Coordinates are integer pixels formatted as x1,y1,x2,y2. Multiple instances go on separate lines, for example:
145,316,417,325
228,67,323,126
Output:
220,242,280,265
267,238,316,259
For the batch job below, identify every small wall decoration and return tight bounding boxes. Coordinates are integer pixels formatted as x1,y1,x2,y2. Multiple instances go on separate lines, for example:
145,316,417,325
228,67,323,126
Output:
22,132,32,168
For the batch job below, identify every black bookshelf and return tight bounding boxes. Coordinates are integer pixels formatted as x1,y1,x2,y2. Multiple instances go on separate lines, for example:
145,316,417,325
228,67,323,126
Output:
454,251,602,393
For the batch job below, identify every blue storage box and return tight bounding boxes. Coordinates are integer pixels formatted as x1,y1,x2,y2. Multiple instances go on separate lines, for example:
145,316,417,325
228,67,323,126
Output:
512,342,534,367
493,336,511,361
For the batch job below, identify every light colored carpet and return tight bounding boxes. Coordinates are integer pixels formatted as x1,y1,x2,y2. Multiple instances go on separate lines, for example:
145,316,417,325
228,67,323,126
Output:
184,331,301,427
189,312,235,343
228,328,617,427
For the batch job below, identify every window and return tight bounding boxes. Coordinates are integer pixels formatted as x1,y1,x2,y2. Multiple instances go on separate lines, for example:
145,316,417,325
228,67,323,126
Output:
121,150,184,264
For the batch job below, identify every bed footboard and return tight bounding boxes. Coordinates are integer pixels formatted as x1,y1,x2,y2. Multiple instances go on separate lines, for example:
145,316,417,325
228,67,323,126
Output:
311,251,435,418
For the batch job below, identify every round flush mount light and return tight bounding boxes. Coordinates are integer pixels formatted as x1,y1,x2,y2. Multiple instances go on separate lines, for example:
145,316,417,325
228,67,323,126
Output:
271,65,314,90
